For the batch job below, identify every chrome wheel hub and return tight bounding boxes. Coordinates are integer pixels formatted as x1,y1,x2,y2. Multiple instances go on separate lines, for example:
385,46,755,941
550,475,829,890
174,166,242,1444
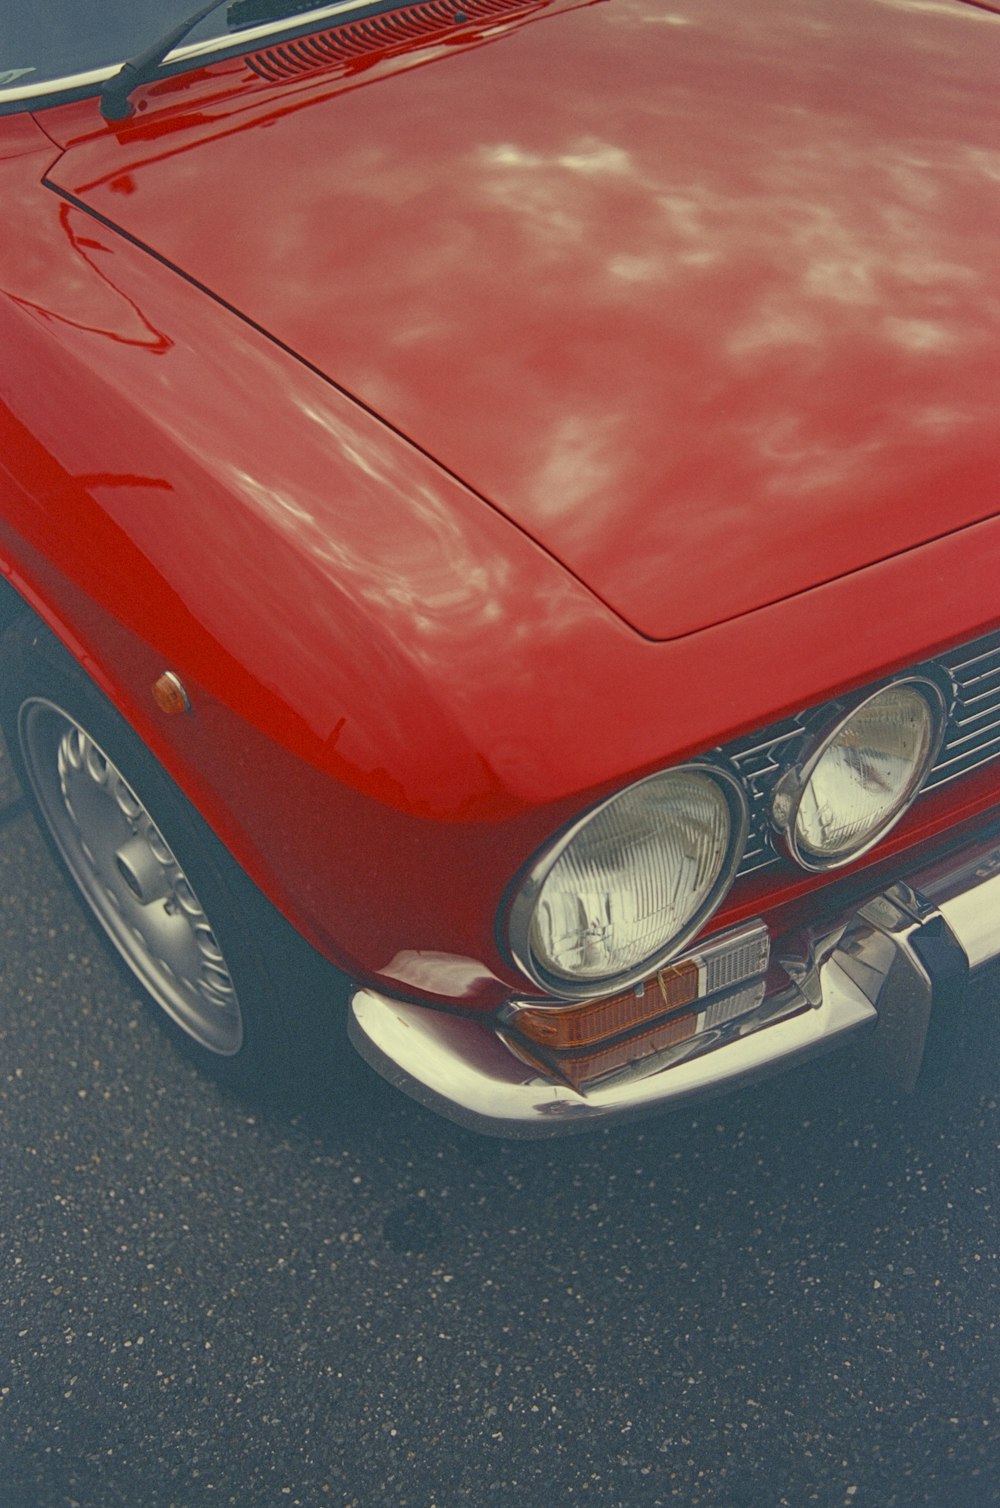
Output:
19,700,243,1055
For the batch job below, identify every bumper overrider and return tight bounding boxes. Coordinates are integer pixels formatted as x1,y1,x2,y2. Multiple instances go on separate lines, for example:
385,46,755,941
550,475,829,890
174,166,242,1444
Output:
349,823,1000,1136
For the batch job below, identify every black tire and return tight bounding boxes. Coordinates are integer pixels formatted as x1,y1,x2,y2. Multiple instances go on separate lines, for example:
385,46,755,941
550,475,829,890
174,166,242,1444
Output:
0,616,350,1102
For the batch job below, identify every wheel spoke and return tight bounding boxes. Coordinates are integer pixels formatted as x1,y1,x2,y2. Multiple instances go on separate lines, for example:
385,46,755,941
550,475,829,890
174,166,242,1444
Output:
18,700,243,1056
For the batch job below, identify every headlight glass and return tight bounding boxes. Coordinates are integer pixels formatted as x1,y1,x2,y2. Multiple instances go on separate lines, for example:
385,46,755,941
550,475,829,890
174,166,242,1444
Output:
509,765,746,997
779,679,945,869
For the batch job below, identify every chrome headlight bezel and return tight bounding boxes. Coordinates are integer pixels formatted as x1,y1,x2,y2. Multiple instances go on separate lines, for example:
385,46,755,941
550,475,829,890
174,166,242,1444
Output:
770,674,948,873
504,760,749,1001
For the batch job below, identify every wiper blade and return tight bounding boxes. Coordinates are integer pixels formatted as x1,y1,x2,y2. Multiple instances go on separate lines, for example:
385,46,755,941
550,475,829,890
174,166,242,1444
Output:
100,0,226,120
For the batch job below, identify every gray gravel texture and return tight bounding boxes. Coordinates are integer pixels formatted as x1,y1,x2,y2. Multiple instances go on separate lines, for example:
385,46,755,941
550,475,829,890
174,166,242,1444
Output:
1,742,998,1508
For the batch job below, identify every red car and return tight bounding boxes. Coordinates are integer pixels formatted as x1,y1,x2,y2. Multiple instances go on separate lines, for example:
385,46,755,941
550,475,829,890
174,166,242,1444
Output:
2,0,999,1135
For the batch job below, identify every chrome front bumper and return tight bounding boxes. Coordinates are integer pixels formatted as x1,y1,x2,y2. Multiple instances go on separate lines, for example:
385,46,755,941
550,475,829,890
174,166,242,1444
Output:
348,829,1000,1137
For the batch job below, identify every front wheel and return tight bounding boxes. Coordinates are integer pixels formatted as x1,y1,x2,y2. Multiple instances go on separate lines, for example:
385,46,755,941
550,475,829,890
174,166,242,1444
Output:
1,619,348,1100
19,696,246,1058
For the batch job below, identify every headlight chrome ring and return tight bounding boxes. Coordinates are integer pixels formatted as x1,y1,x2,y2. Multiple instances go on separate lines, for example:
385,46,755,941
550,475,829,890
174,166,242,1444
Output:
506,761,749,1001
771,674,947,872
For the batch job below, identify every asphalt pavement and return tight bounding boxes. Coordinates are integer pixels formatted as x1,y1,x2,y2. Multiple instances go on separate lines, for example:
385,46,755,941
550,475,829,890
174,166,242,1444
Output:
1,743,998,1508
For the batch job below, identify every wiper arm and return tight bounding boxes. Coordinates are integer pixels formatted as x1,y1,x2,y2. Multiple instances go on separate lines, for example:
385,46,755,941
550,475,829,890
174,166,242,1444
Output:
100,1,368,120
100,0,228,121
99,0,343,120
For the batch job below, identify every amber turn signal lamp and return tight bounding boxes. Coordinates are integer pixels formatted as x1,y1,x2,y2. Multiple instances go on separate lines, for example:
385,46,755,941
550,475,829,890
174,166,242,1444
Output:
152,671,191,715
544,1008,702,1090
512,963,700,1051
506,921,770,1052
504,974,768,1091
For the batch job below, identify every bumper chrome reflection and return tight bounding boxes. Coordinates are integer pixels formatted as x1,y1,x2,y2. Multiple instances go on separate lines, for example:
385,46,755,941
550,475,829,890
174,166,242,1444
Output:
349,828,1000,1138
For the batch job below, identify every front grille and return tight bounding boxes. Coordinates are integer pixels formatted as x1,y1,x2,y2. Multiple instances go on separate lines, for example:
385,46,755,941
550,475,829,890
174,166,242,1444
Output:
727,625,1000,878
926,635,1000,789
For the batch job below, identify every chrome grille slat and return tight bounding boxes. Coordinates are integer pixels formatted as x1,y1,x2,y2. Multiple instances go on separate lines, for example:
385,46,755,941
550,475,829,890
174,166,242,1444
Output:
941,716,1000,750
925,756,988,787
727,625,1000,879
950,699,1000,727
930,741,1000,772
957,687,1000,712
958,666,1000,689
947,648,1000,675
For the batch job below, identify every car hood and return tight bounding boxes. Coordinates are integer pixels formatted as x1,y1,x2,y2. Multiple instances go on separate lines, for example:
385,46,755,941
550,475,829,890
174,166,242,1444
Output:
46,0,1000,640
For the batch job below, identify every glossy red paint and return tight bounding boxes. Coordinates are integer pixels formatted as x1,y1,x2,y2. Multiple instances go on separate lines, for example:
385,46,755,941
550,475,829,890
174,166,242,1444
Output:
41,0,1000,642
2,1,1000,1013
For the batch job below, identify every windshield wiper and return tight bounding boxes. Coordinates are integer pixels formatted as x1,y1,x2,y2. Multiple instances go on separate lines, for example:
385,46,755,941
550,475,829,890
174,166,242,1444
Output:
100,0,226,119
100,0,346,120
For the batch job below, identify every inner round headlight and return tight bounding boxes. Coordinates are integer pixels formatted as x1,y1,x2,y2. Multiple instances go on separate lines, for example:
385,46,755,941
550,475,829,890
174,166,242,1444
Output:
774,677,946,871
507,764,747,998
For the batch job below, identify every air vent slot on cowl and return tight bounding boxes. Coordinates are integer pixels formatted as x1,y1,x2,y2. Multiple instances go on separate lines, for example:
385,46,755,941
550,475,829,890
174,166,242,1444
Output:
247,0,540,81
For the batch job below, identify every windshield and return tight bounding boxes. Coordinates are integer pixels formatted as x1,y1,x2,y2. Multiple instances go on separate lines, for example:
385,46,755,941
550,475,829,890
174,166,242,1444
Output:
1,1,367,105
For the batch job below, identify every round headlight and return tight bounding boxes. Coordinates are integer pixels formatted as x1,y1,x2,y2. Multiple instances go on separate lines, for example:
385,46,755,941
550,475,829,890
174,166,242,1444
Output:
507,764,747,999
773,677,946,871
